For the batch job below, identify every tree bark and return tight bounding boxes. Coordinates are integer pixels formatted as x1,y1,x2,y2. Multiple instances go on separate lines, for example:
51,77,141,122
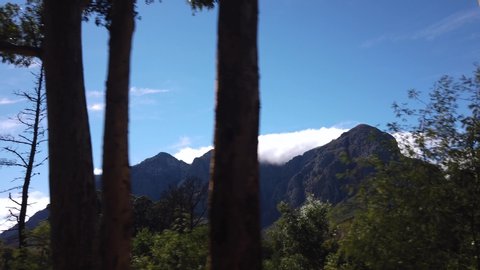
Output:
208,0,261,269
43,1,98,269
101,0,134,269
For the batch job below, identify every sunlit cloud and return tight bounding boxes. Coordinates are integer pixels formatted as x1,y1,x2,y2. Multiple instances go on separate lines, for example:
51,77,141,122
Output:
0,97,24,105
173,126,349,165
0,191,50,232
362,9,480,48
88,103,105,112
258,127,348,164
130,87,170,96
174,146,213,164
94,168,103,175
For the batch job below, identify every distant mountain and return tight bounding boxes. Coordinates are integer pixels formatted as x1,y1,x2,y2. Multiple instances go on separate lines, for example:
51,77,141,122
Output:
124,124,400,226
1,124,401,242
0,206,50,245
259,124,400,225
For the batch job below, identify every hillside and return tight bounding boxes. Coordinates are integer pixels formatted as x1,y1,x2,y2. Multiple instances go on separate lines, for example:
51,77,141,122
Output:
1,124,401,241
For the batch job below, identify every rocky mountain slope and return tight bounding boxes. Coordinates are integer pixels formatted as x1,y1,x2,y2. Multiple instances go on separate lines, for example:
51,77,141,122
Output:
111,123,400,226
1,124,401,241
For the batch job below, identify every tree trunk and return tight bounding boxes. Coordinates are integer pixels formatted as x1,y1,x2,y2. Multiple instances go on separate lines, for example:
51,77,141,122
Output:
43,1,98,269
101,0,134,269
208,0,261,269
18,67,44,249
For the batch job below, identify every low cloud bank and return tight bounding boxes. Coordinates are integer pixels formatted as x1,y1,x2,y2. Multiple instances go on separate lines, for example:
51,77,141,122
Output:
174,146,213,164
0,191,50,232
258,127,348,164
173,126,349,165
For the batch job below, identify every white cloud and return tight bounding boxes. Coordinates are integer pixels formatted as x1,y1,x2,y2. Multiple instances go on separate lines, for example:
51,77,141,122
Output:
0,118,20,131
173,136,192,149
0,191,50,232
258,127,348,164
130,87,169,96
0,97,23,105
174,146,213,164
94,168,103,175
87,90,104,98
362,9,480,47
413,9,480,40
173,126,349,165
88,103,105,112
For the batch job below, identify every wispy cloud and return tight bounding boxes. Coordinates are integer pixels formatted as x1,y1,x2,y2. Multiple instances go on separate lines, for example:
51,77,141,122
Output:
0,118,20,131
0,191,50,232
87,90,104,98
173,136,192,149
0,97,23,105
413,9,480,40
173,126,349,165
130,87,170,96
88,103,105,112
362,9,480,48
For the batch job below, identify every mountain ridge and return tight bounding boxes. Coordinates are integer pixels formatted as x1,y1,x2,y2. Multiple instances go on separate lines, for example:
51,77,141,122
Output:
1,123,400,241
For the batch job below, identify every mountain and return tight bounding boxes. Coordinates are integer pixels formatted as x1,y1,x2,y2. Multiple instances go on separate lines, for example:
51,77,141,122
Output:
131,152,190,200
1,124,400,242
259,124,400,225
123,124,399,226
0,206,50,245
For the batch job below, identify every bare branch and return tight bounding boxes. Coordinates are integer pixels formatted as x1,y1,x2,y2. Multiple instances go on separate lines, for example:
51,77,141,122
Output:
8,193,22,206
3,147,28,167
0,186,22,193
0,135,30,145
8,210,19,222
18,134,34,144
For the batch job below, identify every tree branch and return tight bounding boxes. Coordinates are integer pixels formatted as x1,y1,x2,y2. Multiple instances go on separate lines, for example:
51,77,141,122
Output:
3,147,28,167
0,41,42,58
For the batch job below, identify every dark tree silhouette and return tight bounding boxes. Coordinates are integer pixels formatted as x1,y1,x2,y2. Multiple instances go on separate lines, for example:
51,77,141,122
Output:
0,67,47,248
208,0,262,269
43,0,98,268
100,0,135,268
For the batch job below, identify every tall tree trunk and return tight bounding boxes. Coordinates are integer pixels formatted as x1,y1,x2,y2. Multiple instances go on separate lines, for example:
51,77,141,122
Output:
208,0,261,269
18,67,44,249
101,0,134,269
43,1,98,269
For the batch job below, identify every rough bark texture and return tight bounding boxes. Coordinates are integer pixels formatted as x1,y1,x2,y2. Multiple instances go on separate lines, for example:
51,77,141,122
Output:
208,0,261,269
43,1,98,269
101,0,134,269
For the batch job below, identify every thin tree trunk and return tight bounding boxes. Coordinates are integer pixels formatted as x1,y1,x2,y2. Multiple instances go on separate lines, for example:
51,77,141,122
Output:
101,0,134,268
208,0,261,269
17,67,44,249
43,1,98,269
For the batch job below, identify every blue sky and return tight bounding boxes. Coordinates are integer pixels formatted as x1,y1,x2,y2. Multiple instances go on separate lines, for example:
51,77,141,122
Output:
0,0,479,228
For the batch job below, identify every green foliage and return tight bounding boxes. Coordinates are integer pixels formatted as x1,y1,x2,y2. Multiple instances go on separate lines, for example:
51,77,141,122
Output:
263,195,336,270
132,226,208,270
337,67,480,269
0,0,42,66
188,0,217,11
340,159,462,269
0,221,51,270
132,177,208,234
